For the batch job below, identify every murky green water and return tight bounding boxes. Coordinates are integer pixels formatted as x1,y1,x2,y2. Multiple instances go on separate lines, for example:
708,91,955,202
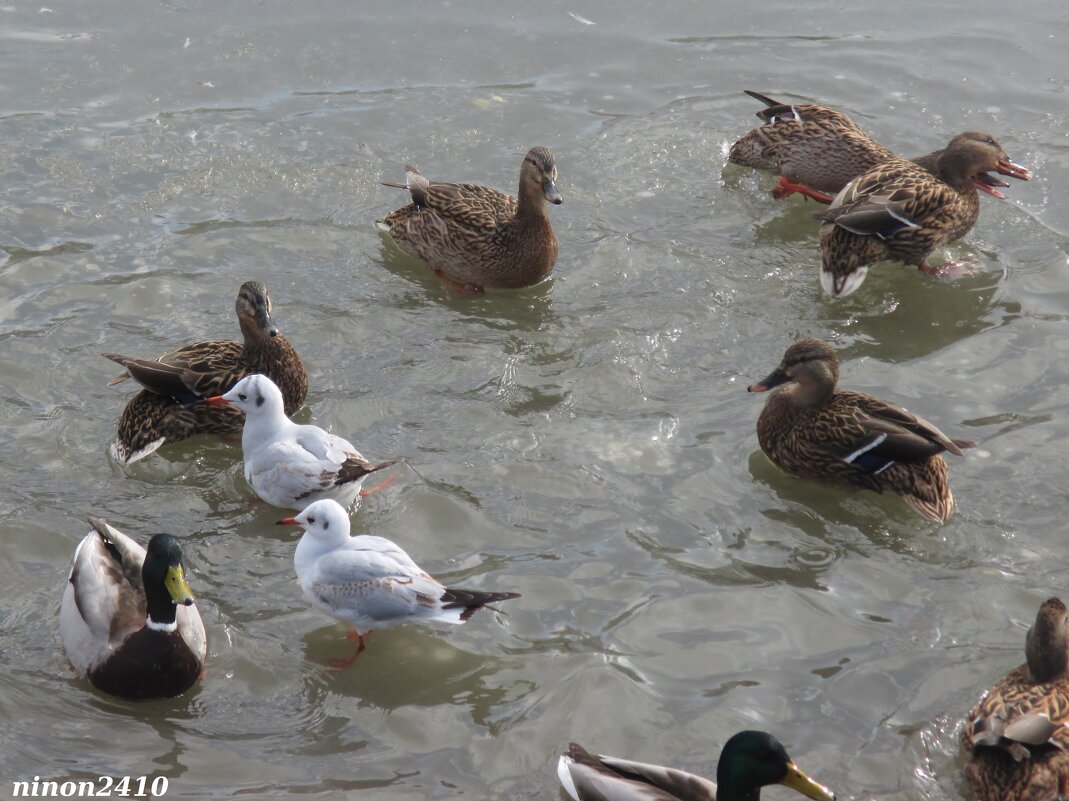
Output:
2,1,1067,798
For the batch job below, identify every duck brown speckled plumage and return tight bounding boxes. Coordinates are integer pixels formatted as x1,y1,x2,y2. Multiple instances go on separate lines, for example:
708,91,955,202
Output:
377,146,562,292
815,131,1030,297
103,281,307,463
747,339,974,523
728,90,896,204
962,597,1069,801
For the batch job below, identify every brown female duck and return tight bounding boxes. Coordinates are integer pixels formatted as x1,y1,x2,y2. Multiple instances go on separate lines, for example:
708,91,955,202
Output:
815,132,1030,297
747,339,974,523
557,730,836,801
377,146,562,292
729,90,895,204
103,280,307,463
962,597,1069,801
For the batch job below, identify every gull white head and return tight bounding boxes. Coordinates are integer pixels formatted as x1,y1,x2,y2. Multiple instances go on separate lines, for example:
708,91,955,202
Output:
278,498,352,544
211,373,286,418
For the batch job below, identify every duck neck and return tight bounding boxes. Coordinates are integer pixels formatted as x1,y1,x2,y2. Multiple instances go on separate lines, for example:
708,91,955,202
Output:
143,578,179,631
715,766,763,801
516,180,548,220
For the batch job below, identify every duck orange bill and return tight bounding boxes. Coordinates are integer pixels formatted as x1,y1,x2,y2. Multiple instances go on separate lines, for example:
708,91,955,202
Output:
747,368,789,393
204,395,229,405
996,157,1031,181
276,517,299,526
975,172,1010,198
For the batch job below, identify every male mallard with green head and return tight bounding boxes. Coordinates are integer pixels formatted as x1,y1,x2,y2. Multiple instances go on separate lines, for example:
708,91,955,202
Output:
748,339,974,522
962,597,1069,801
378,146,562,292
60,519,206,700
814,132,1030,297
103,280,307,463
557,730,836,801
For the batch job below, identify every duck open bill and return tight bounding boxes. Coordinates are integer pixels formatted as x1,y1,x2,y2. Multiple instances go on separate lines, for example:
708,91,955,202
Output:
996,157,1031,181
974,172,1010,198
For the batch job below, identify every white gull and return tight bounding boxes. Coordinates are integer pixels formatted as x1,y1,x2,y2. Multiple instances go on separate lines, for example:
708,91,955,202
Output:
207,373,399,510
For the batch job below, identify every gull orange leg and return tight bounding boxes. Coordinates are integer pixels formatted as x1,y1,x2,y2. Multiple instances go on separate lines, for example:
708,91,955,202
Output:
359,472,398,498
772,176,835,204
328,629,372,672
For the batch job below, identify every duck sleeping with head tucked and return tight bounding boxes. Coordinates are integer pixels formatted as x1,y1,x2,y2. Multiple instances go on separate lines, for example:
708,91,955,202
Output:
378,146,562,292
748,339,974,523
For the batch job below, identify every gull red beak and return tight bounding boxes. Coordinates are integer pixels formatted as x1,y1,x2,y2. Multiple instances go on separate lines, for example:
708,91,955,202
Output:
276,517,299,526
204,395,229,405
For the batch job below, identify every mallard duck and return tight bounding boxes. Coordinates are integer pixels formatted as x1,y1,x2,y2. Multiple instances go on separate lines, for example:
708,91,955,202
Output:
747,339,975,523
814,131,1030,297
103,280,307,463
377,146,562,292
206,374,400,510
729,90,896,204
60,518,206,700
277,499,520,663
557,730,836,801
962,597,1069,801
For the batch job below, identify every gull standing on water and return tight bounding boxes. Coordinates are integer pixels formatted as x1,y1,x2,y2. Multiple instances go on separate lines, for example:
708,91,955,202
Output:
278,499,520,661
207,374,399,510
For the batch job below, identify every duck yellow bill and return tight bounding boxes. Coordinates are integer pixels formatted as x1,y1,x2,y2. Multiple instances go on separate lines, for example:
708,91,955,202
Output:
780,763,836,801
165,565,195,606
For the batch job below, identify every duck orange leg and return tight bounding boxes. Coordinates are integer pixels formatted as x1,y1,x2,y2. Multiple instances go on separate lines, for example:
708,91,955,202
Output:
919,261,976,279
432,267,485,295
772,177,835,204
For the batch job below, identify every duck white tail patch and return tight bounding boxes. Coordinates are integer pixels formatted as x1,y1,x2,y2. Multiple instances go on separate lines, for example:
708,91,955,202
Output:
146,617,178,633
115,437,167,465
375,220,391,233
556,756,580,801
821,265,869,298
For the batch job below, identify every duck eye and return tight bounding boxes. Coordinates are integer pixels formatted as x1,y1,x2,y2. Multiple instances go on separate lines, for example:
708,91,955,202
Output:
238,393,247,401
307,516,315,524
